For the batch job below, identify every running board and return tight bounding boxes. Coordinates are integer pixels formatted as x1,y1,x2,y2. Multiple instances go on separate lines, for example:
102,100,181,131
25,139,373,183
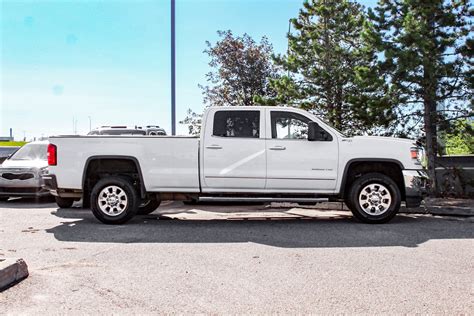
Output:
198,196,329,203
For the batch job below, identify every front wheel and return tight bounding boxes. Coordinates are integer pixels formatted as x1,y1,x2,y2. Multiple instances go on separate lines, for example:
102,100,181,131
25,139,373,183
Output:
346,173,401,224
90,177,139,224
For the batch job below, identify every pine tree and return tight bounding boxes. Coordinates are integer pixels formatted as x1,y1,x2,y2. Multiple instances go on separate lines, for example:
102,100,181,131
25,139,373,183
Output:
258,0,395,135
367,0,473,193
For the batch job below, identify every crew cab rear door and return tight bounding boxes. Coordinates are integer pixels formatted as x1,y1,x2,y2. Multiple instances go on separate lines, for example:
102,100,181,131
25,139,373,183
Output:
265,109,338,192
202,108,266,191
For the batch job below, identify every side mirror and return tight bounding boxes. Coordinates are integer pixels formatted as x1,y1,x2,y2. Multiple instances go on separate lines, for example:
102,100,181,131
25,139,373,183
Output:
308,122,319,141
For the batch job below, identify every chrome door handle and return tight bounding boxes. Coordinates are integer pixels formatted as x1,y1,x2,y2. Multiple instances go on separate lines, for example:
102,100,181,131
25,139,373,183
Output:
269,146,286,150
206,145,222,149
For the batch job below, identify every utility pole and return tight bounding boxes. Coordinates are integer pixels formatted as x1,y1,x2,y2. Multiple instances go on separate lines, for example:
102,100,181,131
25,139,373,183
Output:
73,117,78,134
287,19,291,78
171,0,176,135
88,116,92,132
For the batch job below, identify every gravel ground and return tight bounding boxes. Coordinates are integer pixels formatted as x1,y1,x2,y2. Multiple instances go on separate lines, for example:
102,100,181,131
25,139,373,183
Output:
0,198,473,314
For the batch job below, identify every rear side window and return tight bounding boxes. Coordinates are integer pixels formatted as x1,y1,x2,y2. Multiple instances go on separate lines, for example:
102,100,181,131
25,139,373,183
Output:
213,111,260,138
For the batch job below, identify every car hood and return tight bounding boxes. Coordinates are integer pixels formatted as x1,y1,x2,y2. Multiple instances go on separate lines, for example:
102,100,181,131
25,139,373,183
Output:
351,136,417,146
1,159,48,169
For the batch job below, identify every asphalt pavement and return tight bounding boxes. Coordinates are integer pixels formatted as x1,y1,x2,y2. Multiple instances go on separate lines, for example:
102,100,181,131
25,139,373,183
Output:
0,198,473,314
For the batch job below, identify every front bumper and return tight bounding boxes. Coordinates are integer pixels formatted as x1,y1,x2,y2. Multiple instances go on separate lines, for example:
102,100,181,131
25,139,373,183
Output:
402,169,429,208
0,187,50,197
0,168,50,197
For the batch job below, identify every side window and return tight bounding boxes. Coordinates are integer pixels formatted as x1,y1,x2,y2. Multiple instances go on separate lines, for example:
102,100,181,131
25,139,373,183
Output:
213,111,260,138
271,111,310,139
271,111,332,141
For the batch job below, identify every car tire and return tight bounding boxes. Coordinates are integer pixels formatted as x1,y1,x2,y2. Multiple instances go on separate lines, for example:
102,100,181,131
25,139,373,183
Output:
347,172,401,224
90,177,139,225
137,199,161,215
55,197,75,208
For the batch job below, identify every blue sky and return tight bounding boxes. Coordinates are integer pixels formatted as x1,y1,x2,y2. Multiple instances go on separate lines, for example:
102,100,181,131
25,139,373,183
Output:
1,0,377,139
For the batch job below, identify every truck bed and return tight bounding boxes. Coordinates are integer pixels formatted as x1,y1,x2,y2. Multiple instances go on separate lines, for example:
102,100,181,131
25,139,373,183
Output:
49,135,200,192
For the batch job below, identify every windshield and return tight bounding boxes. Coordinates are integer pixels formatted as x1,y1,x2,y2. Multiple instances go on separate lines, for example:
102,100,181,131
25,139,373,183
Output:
9,144,47,161
318,118,347,137
305,109,347,137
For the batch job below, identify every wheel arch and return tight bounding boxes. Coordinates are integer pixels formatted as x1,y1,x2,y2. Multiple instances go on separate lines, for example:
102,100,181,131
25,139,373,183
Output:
82,155,146,199
340,158,405,200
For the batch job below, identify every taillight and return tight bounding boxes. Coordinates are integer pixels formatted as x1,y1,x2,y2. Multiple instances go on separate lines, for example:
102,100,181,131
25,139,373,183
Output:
47,144,57,166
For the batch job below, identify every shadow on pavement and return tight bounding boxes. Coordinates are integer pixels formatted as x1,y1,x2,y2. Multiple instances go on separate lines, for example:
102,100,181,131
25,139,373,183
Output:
47,207,473,248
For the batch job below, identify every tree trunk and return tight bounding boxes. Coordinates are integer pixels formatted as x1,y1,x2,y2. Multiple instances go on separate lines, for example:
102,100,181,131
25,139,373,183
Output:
423,99,438,195
423,58,438,195
422,12,439,196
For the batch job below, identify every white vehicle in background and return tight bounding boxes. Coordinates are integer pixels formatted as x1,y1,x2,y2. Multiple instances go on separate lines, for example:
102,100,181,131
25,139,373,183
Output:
44,106,428,224
0,141,50,201
88,125,166,136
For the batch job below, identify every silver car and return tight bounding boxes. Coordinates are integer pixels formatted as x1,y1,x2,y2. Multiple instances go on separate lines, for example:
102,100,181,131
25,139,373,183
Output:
0,141,49,201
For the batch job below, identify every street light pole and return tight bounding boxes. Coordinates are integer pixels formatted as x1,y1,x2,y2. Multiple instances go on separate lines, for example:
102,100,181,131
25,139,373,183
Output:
171,0,176,135
287,19,291,78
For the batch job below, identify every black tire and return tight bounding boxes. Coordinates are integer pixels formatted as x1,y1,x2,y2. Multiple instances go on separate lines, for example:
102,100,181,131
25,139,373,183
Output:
0,197,9,202
137,199,161,215
90,177,139,225
346,172,401,224
55,197,75,208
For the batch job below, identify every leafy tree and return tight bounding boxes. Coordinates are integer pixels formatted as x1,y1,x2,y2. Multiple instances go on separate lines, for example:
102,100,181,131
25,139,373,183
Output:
440,119,474,155
367,0,473,193
180,109,202,136
181,30,279,135
258,0,395,135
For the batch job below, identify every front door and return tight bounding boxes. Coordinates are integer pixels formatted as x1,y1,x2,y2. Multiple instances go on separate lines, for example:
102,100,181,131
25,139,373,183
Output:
265,109,338,192
202,109,266,191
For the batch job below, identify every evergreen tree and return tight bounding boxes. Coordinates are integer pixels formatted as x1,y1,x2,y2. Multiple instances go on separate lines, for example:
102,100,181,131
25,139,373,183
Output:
258,0,395,135
367,0,473,193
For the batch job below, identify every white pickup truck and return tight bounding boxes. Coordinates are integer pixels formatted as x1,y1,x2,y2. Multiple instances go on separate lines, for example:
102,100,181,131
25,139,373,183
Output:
43,106,427,224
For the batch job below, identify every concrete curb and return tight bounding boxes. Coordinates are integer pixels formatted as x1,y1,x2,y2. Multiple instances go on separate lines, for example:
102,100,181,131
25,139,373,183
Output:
0,258,29,292
269,201,474,217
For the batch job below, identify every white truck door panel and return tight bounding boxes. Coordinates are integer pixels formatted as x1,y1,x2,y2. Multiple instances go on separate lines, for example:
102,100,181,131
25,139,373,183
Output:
265,109,338,191
202,109,266,190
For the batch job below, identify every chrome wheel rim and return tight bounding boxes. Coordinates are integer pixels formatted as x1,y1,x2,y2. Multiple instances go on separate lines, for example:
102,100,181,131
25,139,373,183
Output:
358,183,392,216
98,185,128,216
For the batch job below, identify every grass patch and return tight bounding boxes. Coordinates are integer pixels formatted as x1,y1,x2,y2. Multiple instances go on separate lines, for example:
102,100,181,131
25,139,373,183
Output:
0,141,27,147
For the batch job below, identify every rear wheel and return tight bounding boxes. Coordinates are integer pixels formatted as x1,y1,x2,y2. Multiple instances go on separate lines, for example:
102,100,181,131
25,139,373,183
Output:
346,172,401,224
90,177,139,224
55,197,75,208
137,199,161,215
